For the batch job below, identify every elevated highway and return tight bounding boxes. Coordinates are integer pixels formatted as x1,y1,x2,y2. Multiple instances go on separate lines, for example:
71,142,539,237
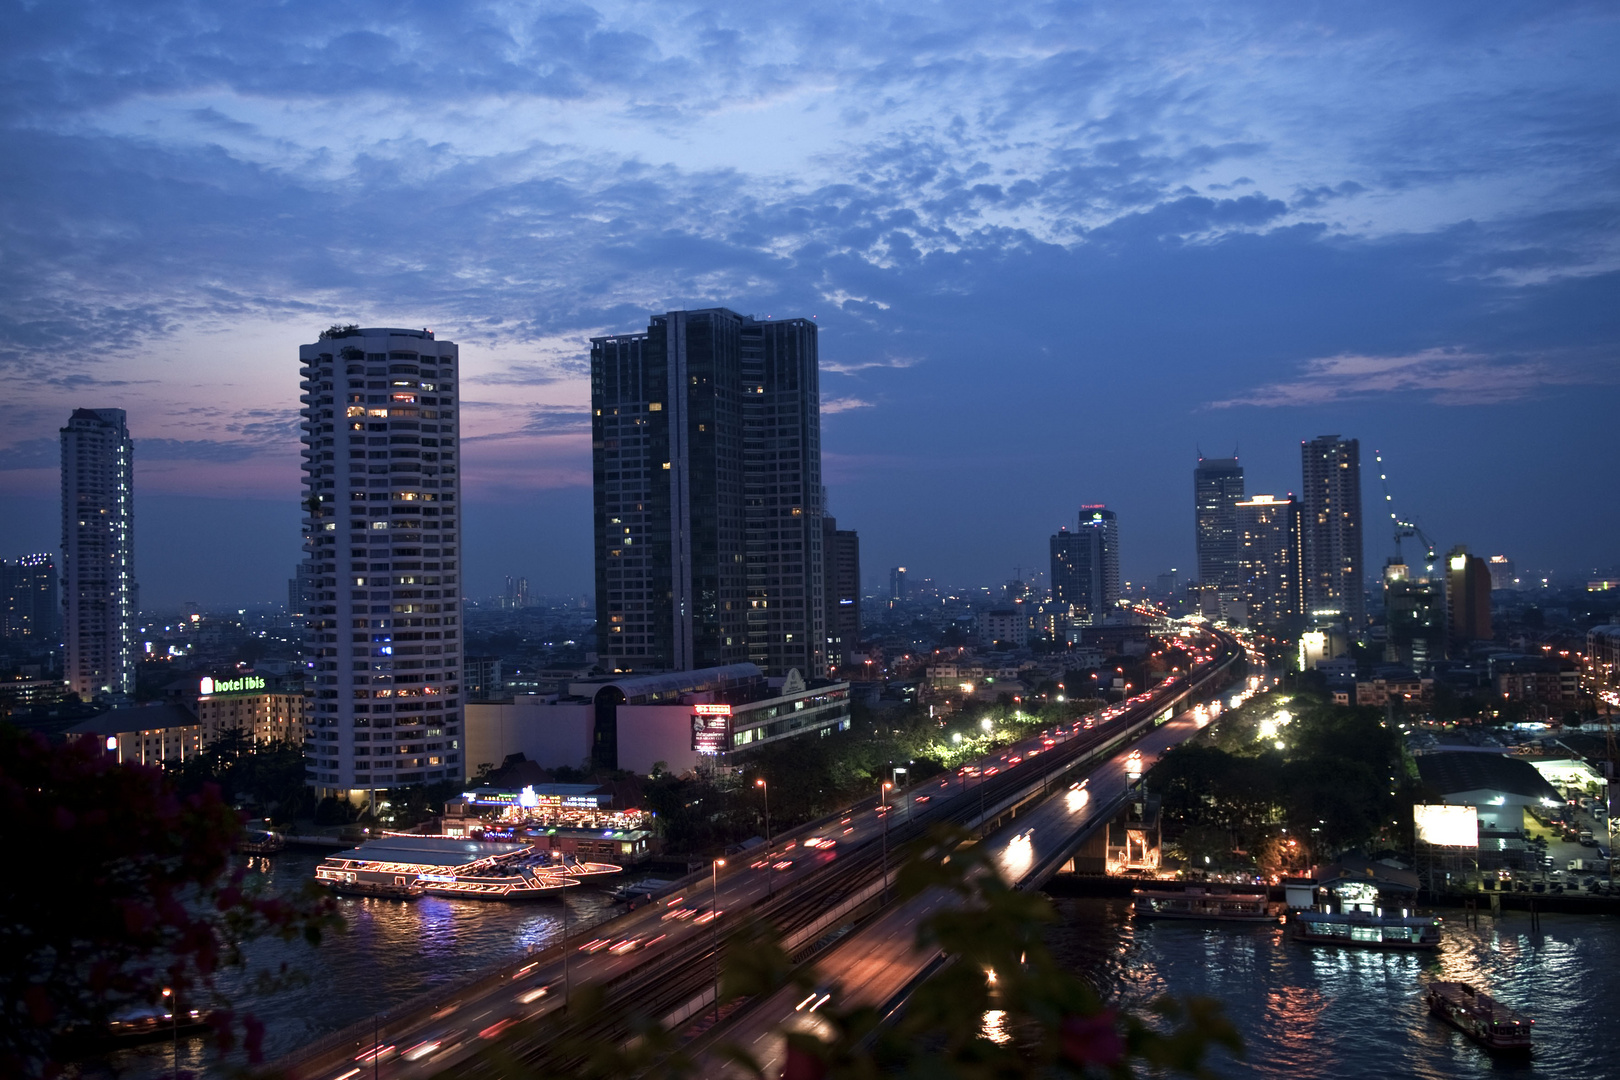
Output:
273,627,1245,1080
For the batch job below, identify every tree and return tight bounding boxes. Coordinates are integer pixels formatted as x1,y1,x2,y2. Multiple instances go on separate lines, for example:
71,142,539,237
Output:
0,726,337,1076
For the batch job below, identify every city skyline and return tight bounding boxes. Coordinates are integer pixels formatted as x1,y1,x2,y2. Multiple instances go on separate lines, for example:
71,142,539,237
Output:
1,4,1617,606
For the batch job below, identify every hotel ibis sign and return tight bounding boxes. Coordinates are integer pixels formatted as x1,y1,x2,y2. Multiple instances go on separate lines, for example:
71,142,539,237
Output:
200,675,267,696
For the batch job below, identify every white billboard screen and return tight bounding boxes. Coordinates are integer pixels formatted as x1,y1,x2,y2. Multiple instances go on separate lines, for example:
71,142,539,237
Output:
1414,804,1478,848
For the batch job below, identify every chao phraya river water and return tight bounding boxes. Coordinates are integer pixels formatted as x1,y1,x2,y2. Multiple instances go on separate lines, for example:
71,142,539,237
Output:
1048,896,1618,1080
75,853,1619,1079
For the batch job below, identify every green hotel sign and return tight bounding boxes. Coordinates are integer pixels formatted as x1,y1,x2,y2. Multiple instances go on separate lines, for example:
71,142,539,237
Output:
200,675,268,696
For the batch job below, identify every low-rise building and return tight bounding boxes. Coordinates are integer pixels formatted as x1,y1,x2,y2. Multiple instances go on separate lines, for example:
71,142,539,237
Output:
68,703,208,766
465,663,850,778
194,673,308,746
1414,752,1561,833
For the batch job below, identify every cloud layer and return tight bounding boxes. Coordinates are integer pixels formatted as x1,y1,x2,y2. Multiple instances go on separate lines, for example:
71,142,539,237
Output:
1,1,1617,600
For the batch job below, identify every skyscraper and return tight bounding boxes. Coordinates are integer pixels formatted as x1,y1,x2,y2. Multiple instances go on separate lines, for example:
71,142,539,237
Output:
299,327,463,802
1300,435,1365,624
1193,455,1245,594
823,516,861,672
742,316,825,678
1050,506,1119,618
591,308,826,678
0,554,60,643
1446,546,1492,646
1383,559,1444,670
1233,495,1303,629
61,409,135,697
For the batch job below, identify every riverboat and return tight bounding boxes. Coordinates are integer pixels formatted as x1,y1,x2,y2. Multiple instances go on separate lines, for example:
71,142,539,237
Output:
1132,885,1277,922
315,835,593,902
235,829,286,855
1292,908,1441,949
1425,981,1532,1051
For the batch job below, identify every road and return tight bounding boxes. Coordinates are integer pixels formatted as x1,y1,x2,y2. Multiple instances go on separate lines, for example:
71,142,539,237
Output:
272,627,1244,1080
704,679,1254,1077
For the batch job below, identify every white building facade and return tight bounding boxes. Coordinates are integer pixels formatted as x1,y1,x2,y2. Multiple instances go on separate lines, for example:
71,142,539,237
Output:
299,328,463,801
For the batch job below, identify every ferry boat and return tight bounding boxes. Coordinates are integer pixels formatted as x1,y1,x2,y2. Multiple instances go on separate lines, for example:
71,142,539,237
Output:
1133,885,1277,922
1293,908,1441,949
1425,981,1532,1051
315,835,608,902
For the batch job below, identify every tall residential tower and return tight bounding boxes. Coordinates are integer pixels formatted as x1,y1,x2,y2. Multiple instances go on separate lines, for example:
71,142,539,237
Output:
591,308,827,678
1233,494,1303,630
1050,505,1120,619
1193,455,1245,596
299,328,463,802
1300,435,1365,624
61,409,135,697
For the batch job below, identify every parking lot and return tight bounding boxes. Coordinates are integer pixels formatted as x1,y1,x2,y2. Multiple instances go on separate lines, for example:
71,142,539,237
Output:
1513,801,1615,896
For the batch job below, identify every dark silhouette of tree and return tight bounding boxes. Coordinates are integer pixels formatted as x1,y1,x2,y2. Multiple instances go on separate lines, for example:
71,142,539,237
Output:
0,725,336,1077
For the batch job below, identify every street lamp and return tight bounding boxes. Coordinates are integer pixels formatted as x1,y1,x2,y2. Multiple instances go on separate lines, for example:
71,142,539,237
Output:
161,987,177,1080
881,782,893,901
756,777,773,895
712,858,726,1023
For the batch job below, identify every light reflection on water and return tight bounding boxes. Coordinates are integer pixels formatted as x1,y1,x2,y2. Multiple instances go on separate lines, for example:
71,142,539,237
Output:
1046,898,1615,1080
71,850,628,1080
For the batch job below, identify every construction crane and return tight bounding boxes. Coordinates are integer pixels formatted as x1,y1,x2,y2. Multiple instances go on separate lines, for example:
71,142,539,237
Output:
1375,451,1438,574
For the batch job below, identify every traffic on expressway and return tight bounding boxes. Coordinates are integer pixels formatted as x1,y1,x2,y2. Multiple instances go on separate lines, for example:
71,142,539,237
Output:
275,626,1246,1080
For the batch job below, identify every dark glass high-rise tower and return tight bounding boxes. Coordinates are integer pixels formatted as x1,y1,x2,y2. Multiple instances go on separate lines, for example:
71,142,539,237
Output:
592,308,826,678
1194,455,1245,593
1050,506,1119,618
1300,434,1365,624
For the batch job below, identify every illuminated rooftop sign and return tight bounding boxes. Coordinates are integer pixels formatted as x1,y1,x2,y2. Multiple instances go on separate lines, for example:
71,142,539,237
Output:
693,703,732,716
200,675,267,696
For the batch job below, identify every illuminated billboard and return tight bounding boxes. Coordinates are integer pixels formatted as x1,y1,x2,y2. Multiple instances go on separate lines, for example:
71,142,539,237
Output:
200,675,267,696
692,712,730,753
1414,804,1478,848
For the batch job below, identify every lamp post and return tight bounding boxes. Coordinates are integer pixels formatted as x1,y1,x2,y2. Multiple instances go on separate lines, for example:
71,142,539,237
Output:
712,858,726,1023
162,987,176,1080
881,781,892,901
756,777,772,896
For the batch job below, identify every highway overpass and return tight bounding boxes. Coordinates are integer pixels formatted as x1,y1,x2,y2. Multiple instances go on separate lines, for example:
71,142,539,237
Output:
271,626,1246,1080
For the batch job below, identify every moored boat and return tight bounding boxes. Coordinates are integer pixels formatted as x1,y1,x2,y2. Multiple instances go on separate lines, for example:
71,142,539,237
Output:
1132,885,1277,922
1293,908,1441,949
236,828,287,855
315,834,589,902
1426,981,1532,1051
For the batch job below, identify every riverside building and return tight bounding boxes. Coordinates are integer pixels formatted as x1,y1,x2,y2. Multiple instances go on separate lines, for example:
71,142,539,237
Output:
299,327,463,804
60,408,136,697
590,308,828,679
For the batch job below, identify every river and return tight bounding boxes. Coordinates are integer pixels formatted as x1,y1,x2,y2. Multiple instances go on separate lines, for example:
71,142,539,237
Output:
1047,896,1616,1079
73,854,1619,1079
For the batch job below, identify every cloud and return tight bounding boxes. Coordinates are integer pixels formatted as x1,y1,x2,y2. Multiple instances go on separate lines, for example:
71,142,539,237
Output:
462,404,590,439
821,396,875,414
1207,346,1615,408
821,356,920,375
0,438,58,471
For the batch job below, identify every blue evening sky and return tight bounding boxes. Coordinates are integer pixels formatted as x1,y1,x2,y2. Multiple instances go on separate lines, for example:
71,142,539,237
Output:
1,1,1616,606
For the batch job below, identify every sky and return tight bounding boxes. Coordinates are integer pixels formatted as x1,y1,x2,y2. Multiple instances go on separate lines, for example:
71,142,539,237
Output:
1,1,1617,608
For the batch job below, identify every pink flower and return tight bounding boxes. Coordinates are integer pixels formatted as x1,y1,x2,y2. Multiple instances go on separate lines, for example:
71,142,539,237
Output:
1060,1010,1124,1067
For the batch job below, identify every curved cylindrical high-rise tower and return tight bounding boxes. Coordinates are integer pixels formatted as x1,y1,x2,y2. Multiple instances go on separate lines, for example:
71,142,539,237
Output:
299,328,463,804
